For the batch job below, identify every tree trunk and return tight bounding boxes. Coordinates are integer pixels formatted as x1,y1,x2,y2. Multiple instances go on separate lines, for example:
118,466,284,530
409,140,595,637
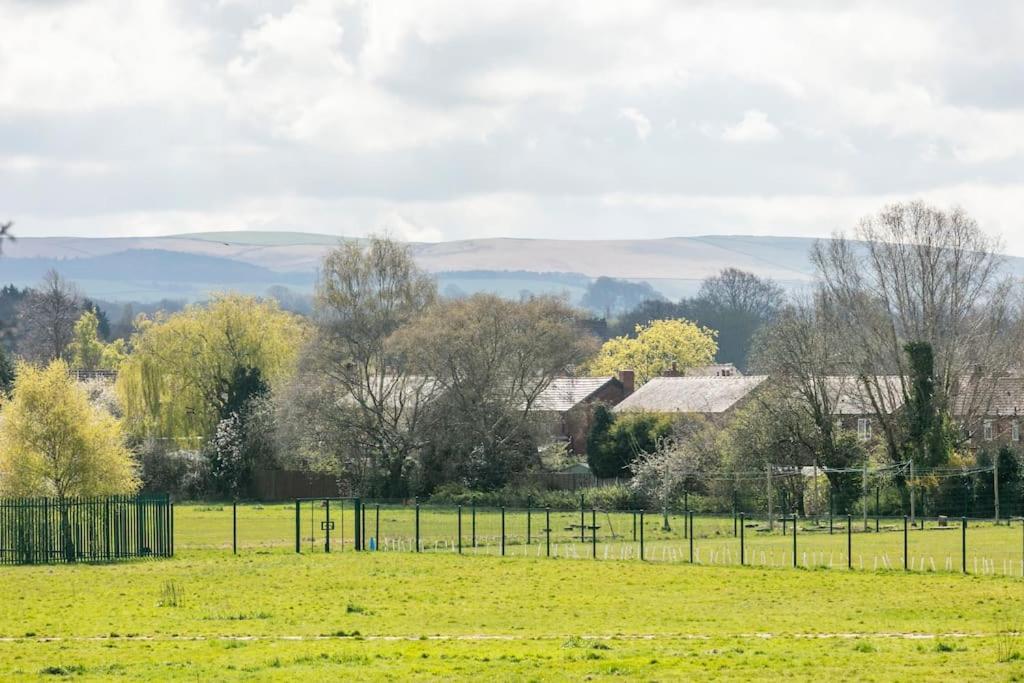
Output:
59,499,75,563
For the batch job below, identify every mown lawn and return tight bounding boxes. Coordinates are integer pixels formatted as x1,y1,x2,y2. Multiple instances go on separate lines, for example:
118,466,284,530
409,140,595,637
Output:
2,549,1024,680
180,502,1024,577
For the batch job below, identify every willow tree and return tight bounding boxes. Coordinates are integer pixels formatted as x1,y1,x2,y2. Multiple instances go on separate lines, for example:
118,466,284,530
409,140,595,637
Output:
0,360,137,560
117,294,306,443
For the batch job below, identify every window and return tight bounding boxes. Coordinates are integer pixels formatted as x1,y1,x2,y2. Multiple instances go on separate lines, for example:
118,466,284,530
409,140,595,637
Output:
1014,421,1020,443
857,418,871,441
984,420,994,441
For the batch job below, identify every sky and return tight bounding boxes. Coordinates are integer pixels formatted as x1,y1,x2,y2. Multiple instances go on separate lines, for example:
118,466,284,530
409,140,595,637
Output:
2,1,1024,250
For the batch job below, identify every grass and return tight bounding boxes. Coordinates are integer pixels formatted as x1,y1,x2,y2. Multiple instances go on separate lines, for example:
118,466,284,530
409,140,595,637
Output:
2,549,1024,680
180,502,1024,577
4,504,1024,679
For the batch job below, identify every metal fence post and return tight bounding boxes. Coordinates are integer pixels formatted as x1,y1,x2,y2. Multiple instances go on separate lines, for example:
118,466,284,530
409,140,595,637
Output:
640,510,645,560
847,514,852,570
633,510,637,542
472,504,477,548
375,504,380,551
903,515,908,570
739,512,745,565
232,500,237,555
354,498,362,551
325,499,331,553
545,507,551,557
415,503,420,553
591,509,597,559
962,516,967,573
579,495,585,543
689,510,694,563
527,505,532,545
458,505,463,555
791,514,797,568
501,506,506,556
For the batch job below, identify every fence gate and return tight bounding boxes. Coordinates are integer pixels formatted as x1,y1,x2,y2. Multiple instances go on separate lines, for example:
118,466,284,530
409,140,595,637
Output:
294,497,362,553
0,494,173,565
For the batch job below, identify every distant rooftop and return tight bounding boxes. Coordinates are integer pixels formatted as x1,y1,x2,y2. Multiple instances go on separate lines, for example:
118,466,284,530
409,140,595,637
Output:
533,376,617,412
614,375,766,414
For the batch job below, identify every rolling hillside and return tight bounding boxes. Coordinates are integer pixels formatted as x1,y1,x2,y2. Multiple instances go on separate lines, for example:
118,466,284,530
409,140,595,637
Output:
3,231,1017,303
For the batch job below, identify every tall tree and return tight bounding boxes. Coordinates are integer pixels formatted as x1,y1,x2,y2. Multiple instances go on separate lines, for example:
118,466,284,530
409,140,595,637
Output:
0,360,138,560
812,200,1021,462
117,293,304,442
581,277,665,318
395,293,597,490
285,236,438,496
18,270,82,363
588,318,717,385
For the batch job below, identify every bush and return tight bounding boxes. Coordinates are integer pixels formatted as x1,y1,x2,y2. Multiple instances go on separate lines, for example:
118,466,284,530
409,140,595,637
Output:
425,482,644,510
138,439,211,499
588,409,676,478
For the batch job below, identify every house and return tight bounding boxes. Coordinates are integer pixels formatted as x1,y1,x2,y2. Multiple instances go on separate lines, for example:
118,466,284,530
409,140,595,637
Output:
612,375,767,418
821,375,905,442
533,370,634,454
954,375,1024,448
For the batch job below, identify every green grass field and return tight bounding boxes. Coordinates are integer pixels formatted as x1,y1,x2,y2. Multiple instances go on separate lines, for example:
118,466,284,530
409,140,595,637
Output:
181,503,1024,576
3,504,1024,680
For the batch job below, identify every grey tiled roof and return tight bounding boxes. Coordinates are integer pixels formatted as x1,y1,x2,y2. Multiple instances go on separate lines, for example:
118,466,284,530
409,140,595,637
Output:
613,376,767,414
533,376,616,412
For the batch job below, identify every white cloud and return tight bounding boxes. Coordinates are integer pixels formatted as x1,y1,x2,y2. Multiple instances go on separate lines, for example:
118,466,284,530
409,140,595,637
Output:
1,0,1024,251
619,108,652,141
721,110,780,143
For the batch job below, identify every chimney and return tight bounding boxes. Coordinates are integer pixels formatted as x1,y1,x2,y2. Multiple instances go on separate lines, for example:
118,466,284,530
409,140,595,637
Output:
662,362,681,377
617,369,635,397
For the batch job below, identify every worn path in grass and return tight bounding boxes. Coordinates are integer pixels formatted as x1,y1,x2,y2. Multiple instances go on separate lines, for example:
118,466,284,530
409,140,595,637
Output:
2,551,1024,680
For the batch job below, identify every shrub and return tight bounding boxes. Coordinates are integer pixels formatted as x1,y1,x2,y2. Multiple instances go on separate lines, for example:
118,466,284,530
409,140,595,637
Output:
425,482,644,510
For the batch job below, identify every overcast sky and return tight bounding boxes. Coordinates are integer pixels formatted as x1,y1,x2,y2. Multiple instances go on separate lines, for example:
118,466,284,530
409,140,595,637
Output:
2,1,1023,250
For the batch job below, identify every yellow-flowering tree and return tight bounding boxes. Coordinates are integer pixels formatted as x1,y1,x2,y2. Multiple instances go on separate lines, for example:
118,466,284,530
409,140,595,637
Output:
116,294,305,442
588,319,718,385
0,360,138,559
69,309,127,371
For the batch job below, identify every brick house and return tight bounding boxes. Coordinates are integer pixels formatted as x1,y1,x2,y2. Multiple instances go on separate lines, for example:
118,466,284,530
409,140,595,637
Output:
533,370,635,454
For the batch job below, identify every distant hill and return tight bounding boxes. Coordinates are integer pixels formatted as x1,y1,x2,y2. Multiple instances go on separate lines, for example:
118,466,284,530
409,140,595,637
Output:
3,231,1021,303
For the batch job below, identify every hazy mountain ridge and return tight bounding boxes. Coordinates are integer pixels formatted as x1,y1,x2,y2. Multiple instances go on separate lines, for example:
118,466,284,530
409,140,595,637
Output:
4,232,1021,303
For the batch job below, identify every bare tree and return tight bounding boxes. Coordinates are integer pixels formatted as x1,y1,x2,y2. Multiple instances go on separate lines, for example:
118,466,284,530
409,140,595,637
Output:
395,293,598,489
18,270,82,363
695,267,785,321
812,200,1021,461
290,236,439,496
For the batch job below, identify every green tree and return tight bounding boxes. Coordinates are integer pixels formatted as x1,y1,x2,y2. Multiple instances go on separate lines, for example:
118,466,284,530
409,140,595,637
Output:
117,293,305,442
0,345,14,394
0,360,138,560
69,309,105,370
587,410,675,478
588,319,717,385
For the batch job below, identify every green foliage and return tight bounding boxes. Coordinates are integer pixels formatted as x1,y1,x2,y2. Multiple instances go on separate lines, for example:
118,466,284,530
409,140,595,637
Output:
0,360,138,499
425,482,642,510
117,294,305,441
587,319,717,385
587,410,675,479
903,341,953,467
0,345,13,395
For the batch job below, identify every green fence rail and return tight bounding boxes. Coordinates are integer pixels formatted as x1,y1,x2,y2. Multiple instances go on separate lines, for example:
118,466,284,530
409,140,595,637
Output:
0,494,173,565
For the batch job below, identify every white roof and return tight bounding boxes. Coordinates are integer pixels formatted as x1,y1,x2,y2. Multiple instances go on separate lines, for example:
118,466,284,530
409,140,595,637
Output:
613,376,767,414
532,376,616,412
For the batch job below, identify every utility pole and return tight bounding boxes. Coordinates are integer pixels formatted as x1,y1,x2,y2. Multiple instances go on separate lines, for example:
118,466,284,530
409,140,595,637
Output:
767,464,774,532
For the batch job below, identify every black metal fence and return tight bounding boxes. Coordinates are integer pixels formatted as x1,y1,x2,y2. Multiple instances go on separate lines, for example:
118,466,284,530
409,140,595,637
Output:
0,494,174,565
